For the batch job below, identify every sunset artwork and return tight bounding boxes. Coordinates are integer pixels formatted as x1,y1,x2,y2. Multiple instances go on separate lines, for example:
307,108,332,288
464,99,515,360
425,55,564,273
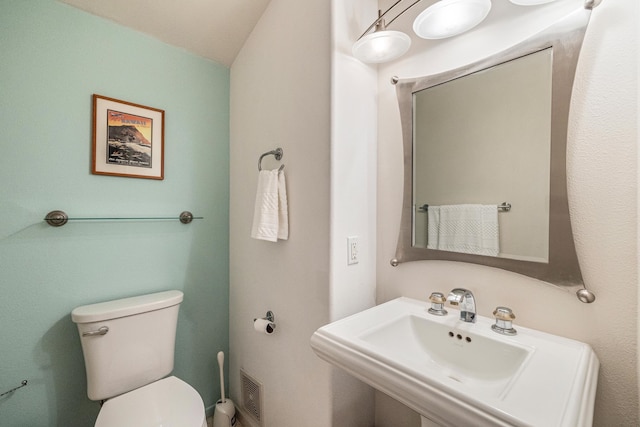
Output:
93,94,164,180
106,109,153,168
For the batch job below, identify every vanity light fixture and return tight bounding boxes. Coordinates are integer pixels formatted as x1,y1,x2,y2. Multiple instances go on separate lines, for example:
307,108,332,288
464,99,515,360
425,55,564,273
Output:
413,0,492,40
352,20,412,64
354,0,496,63
352,0,424,64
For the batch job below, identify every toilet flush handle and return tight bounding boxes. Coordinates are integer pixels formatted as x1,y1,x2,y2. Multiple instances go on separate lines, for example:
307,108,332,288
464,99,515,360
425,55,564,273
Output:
82,326,109,337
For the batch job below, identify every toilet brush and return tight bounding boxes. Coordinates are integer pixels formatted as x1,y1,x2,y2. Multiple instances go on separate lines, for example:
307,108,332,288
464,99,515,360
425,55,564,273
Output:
213,351,237,427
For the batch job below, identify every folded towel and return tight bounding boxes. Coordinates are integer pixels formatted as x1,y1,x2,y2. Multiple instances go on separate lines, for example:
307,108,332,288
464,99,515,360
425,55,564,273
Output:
251,169,289,242
427,204,499,256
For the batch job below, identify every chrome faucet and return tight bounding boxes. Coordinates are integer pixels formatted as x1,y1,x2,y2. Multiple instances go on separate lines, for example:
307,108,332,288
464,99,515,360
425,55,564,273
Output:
447,288,476,323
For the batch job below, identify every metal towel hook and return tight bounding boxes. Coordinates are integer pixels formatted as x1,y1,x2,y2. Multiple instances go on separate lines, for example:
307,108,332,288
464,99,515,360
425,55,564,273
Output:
258,148,285,171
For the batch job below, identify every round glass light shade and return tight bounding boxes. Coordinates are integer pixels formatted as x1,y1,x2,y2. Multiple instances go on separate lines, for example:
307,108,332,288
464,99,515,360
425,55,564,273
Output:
352,30,411,64
413,0,492,40
509,0,557,5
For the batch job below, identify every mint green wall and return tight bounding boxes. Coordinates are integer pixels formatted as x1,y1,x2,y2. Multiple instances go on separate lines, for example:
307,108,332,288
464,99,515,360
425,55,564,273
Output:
0,1,229,425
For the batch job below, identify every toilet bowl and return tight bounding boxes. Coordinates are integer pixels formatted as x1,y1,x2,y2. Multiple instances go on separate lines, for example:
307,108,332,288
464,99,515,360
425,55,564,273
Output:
95,376,206,427
72,290,207,427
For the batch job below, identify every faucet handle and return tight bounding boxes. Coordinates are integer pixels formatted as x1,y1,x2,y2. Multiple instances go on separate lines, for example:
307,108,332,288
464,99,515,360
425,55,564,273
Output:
491,306,517,336
428,292,448,316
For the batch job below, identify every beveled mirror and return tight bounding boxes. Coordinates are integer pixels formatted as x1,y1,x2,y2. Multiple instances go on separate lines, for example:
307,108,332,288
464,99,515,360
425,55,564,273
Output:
392,6,595,297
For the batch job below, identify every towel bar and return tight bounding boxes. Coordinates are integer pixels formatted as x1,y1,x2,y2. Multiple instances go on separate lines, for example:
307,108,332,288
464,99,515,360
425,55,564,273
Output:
258,148,285,171
44,210,202,227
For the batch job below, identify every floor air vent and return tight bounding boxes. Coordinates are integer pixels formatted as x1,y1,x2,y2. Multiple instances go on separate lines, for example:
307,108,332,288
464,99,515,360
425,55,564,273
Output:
240,369,263,426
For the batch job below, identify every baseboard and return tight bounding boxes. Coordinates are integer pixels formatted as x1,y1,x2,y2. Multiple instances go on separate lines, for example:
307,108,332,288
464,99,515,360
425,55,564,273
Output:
205,403,217,419
236,407,260,427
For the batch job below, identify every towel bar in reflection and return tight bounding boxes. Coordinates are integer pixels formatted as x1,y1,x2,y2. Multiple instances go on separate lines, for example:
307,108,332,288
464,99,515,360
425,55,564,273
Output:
417,202,511,212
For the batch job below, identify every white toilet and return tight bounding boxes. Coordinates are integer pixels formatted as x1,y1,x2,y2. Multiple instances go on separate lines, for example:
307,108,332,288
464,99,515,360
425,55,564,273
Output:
71,290,207,427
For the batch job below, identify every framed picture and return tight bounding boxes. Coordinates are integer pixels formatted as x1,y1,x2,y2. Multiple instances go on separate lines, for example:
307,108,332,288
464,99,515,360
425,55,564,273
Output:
92,94,165,180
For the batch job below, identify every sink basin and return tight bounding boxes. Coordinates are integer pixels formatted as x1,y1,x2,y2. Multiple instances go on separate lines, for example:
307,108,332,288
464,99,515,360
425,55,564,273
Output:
311,297,599,427
360,314,531,398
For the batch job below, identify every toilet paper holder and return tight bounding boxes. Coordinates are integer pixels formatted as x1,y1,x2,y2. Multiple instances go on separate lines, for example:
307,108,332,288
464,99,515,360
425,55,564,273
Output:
260,311,275,323
254,311,276,334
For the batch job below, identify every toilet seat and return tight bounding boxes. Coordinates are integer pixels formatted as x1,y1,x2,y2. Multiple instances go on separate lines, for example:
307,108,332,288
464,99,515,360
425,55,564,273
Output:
94,376,206,427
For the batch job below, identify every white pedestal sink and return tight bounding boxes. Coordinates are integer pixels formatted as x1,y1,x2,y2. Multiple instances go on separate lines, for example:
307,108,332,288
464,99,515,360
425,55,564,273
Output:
311,297,599,427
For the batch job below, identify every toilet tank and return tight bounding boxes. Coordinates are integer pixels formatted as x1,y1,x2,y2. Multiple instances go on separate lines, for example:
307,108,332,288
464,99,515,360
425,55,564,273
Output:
71,290,184,401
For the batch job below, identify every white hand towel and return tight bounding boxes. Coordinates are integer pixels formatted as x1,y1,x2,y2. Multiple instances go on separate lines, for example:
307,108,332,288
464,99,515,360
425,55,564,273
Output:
277,171,289,240
431,204,499,256
251,169,289,242
427,206,440,250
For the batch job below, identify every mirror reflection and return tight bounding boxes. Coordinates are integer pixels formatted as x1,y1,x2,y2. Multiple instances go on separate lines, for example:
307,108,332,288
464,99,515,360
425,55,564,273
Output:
392,9,591,287
413,49,552,263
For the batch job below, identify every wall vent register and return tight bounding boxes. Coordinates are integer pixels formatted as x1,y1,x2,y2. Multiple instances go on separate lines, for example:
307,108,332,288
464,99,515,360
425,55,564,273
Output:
241,369,263,426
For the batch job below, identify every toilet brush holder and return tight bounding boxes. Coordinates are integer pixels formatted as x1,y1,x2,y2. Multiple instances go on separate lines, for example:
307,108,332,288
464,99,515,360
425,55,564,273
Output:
213,398,237,427
214,351,237,427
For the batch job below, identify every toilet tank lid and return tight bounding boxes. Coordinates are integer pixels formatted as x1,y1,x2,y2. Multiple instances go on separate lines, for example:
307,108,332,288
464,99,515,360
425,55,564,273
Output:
71,290,183,324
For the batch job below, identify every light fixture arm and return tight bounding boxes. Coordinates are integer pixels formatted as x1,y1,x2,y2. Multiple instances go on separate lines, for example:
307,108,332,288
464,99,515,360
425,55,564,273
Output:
357,0,424,40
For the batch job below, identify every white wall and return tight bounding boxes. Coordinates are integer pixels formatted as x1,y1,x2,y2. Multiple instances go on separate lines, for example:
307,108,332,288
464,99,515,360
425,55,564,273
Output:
229,0,333,425
330,0,378,324
376,0,638,426
230,0,380,425
329,0,379,424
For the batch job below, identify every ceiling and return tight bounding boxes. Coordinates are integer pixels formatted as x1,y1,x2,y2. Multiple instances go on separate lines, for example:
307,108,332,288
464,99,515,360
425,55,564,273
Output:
58,0,585,68
58,0,272,67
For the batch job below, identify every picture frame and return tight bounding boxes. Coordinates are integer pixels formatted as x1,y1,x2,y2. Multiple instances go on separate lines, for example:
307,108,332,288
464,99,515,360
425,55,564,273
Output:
92,94,165,180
